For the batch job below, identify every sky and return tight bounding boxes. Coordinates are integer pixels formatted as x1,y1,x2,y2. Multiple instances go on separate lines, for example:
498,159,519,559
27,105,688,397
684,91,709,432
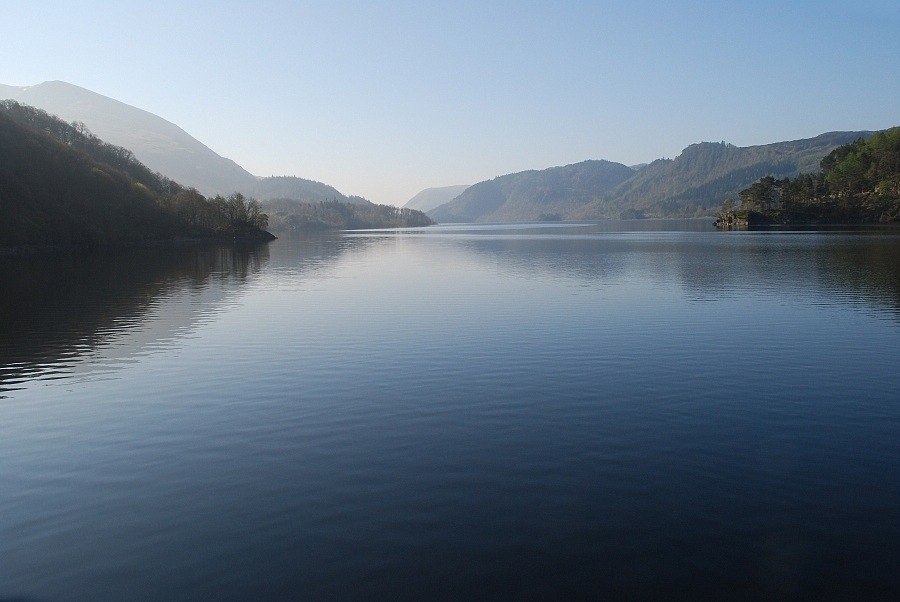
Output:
3,0,899,205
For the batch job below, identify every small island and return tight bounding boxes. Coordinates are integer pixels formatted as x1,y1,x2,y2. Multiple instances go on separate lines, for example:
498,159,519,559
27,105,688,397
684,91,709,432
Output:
717,128,900,228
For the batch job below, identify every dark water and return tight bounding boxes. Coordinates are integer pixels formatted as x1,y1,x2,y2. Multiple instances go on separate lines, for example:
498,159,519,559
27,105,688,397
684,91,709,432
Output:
2,221,900,601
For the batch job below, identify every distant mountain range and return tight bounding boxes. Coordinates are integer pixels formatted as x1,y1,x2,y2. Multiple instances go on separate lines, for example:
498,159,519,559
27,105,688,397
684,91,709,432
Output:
425,132,875,222
575,132,875,219
403,185,470,212
3,81,883,223
428,161,635,223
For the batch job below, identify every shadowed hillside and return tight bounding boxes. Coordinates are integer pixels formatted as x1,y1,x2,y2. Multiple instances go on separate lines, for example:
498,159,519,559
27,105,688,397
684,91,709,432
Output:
0,101,273,250
0,81,398,211
0,81,257,196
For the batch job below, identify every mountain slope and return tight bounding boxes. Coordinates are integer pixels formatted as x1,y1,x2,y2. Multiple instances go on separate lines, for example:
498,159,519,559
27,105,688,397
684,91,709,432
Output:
404,185,471,212
0,81,257,196
427,131,876,223
574,131,874,218
429,160,635,223
0,101,272,249
247,175,369,205
721,127,900,225
1,104,184,248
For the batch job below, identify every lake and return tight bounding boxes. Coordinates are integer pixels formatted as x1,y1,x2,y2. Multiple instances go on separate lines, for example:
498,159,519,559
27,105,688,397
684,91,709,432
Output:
2,220,900,600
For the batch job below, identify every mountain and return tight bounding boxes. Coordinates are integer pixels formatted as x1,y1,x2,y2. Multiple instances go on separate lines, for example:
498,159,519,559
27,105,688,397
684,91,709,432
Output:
429,160,635,223
404,185,471,212
247,175,369,205
263,198,434,231
427,132,876,223
0,101,270,249
719,127,900,226
572,131,875,219
0,81,393,209
0,81,257,197
4,81,877,224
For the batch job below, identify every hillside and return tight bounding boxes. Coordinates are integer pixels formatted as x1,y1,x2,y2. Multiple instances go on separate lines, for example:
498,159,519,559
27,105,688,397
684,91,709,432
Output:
247,175,369,205
264,199,434,231
0,101,272,250
429,160,635,223
427,132,874,223
574,131,874,219
4,82,879,225
720,127,900,225
0,81,257,197
404,185,471,212
0,81,395,210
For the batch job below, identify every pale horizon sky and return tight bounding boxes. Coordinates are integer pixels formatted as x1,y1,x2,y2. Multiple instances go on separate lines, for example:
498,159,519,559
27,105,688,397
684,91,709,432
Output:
4,1,899,205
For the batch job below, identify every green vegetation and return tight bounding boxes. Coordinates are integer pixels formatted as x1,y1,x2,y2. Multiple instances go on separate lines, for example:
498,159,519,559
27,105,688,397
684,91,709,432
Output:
0,100,432,249
0,101,275,251
427,133,871,223
719,128,900,226
263,198,434,230
576,132,873,219
244,177,435,229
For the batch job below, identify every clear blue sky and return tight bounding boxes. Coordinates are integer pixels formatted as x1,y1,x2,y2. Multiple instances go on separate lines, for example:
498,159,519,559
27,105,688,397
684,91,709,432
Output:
4,0,899,205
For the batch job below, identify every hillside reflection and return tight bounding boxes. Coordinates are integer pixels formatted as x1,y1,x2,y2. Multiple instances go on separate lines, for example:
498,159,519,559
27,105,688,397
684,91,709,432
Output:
0,243,276,397
435,226,900,320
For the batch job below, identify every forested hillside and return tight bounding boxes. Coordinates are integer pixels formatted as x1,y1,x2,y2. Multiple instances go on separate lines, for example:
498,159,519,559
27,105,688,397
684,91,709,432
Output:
426,132,874,223
720,128,900,225
264,198,434,231
0,81,258,196
573,131,873,219
0,101,272,250
0,81,401,211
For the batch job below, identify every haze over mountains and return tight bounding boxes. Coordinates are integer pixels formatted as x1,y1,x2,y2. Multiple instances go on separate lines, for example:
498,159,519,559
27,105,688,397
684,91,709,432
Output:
0,81,256,197
2,81,882,223
428,161,635,223
0,81,364,205
425,132,874,222
403,185,470,213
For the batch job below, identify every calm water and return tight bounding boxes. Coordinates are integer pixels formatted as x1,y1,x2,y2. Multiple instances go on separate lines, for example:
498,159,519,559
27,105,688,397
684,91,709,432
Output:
2,221,900,600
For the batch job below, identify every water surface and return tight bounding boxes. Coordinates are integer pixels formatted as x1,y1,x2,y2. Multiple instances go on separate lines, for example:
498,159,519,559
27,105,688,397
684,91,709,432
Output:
2,221,899,600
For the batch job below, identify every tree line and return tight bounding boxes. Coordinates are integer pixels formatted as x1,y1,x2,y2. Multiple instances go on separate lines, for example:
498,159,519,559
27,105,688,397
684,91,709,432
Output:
721,128,900,225
263,198,434,231
0,101,271,249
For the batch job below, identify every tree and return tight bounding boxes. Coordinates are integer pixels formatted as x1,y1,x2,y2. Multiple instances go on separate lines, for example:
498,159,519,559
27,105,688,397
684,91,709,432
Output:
738,176,777,210
729,127,900,224
213,192,269,231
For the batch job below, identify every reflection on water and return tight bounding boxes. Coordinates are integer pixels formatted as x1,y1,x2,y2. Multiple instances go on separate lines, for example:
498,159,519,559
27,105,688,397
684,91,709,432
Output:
406,221,900,318
0,243,272,396
2,222,900,600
